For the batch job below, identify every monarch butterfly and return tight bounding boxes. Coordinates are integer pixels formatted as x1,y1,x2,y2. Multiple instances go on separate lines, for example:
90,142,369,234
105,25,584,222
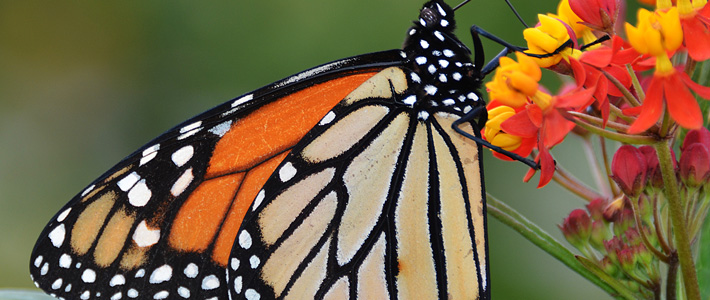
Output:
31,1,496,299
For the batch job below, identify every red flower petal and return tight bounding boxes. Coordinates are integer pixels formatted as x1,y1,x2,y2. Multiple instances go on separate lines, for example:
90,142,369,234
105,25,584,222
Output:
581,47,613,68
678,71,710,99
537,146,556,188
556,86,597,108
627,76,665,134
681,16,710,61
501,110,539,137
527,104,544,127
666,73,703,129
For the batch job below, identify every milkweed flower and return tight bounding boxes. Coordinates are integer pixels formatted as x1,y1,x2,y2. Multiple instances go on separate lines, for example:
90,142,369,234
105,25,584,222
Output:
569,0,622,33
485,52,594,187
624,7,710,133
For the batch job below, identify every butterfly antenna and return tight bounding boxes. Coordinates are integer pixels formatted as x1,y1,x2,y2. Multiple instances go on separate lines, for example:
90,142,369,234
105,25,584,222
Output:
453,0,471,11
505,0,529,28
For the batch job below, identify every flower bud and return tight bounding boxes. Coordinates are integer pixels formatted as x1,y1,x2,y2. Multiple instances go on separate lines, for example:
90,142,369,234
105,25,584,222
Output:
603,196,625,222
569,0,621,33
613,209,635,237
617,247,637,273
625,228,641,246
680,143,710,188
611,145,647,197
604,236,625,263
559,209,593,249
599,256,619,277
586,198,607,221
681,127,710,152
589,220,609,250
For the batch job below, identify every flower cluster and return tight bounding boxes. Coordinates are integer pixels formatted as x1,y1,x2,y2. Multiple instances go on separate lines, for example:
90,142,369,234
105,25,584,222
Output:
483,0,710,298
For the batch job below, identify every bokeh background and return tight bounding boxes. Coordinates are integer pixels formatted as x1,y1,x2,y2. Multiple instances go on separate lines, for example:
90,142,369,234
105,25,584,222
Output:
1,1,642,299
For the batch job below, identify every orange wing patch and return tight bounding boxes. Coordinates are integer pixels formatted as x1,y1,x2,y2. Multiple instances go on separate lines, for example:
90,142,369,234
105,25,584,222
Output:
168,72,378,267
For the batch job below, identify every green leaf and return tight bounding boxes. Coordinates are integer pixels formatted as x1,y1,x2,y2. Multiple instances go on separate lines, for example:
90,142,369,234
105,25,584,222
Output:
697,211,710,299
0,290,55,300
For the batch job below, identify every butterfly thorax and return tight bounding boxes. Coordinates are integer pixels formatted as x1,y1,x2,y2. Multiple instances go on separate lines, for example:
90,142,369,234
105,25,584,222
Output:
400,1,483,120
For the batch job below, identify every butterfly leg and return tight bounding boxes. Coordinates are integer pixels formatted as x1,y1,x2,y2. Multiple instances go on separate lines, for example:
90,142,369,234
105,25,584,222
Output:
452,106,540,169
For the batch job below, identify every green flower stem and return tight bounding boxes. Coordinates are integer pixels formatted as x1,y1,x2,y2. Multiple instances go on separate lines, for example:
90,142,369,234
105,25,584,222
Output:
567,111,630,132
654,142,701,300
630,196,670,263
627,64,645,102
571,116,657,144
652,196,673,254
486,194,635,299
552,164,602,202
582,136,611,197
600,137,620,196
602,69,641,107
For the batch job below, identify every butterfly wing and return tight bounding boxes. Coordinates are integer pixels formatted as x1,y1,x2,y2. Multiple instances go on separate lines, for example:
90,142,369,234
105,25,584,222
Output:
29,50,405,300
228,1,490,298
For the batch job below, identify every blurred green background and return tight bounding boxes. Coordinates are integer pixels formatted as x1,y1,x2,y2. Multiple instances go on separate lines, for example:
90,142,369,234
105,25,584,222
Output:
0,1,640,299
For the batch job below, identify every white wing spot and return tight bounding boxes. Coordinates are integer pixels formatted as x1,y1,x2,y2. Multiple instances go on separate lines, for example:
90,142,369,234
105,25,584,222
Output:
239,230,252,249
171,145,194,167
177,129,200,140
419,18,427,26
468,92,479,101
128,179,151,207
140,152,158,166
424,85,438,95
279,162,297,182
249,255,260,269
34,256,43,268
230,258,240,270
234,276,243,294
443,99,455,106
111,292,122,300
48,224,66,248
231,94,254,107
57,208,71,222
443,49,454,57
59,254,72,268
209,120,233,137
202,275,220,290
81,269,96,283
252,190,265,211
420,39,429,49
432,50,442,56
464,105,473,113
178,287,190,298
410,72,421,83
41,262,49,275
438,59,449,68
438,74,448,83
80,185,94,197
453,72,462,81
153,291,169,299
319,111,336,126
415,56,427,65
184,263,199,278
51,278,62,290
409,28,416,36
418,111,430,120
170,168,194,197
434,31,445,41
65,283,72,292
427,64,437,74
245,289,261,300
80,291,90,300
117,172,140,192
127,289,139,298
436,3,447,16
403,95,417,106
441,19,449,27
110,274,126,287
180,121,202,134
149,265,173,284
135,269,145,278
133,220,160,247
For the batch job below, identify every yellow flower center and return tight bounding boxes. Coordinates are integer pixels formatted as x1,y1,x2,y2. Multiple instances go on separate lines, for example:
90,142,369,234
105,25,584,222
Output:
625,7,683,57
